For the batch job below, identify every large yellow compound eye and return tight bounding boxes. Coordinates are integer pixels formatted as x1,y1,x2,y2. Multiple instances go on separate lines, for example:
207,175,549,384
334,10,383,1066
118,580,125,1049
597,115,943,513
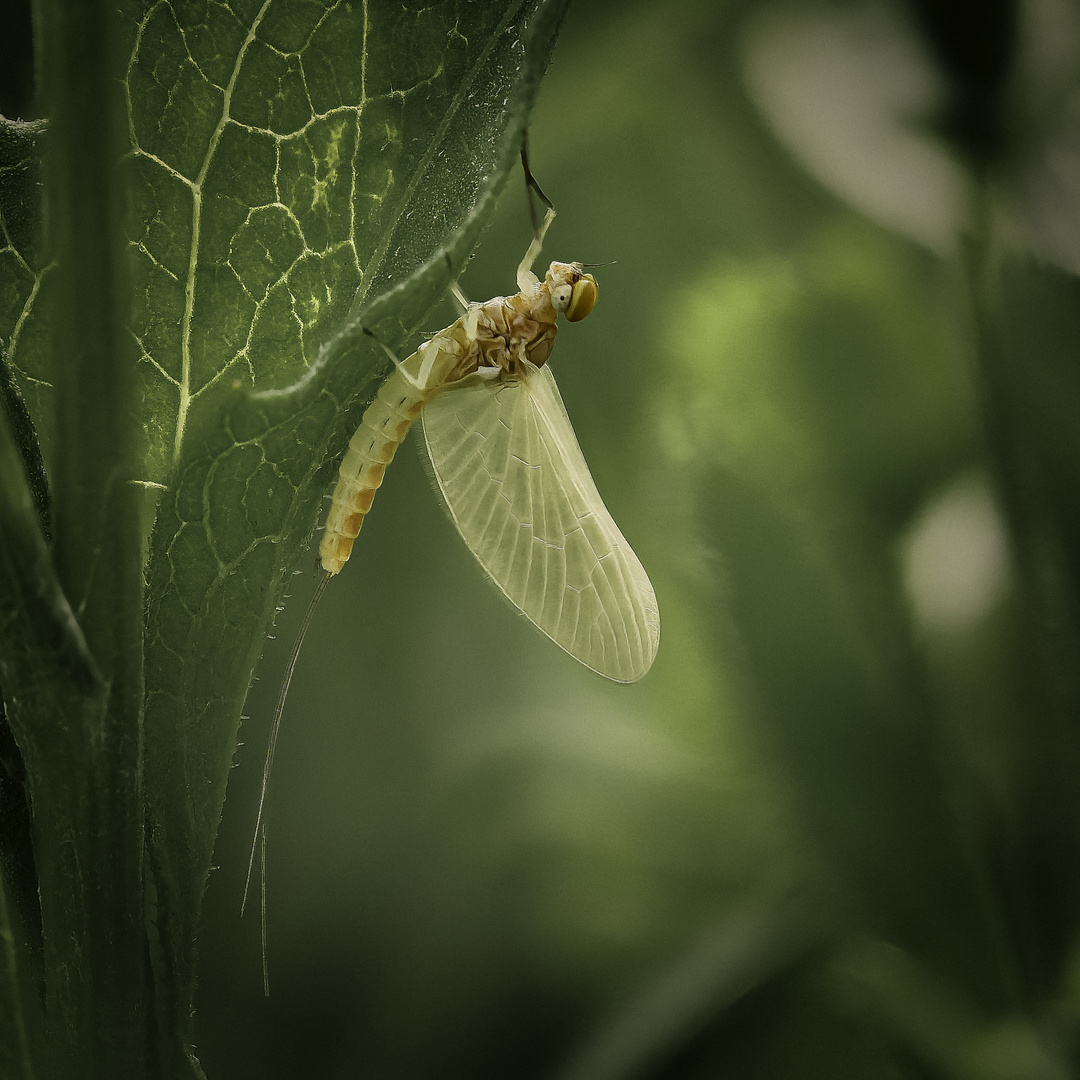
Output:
564,273,598,322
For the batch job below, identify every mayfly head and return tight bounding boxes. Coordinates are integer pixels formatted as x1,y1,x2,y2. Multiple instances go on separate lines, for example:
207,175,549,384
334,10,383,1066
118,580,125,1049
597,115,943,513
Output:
546,262,598,323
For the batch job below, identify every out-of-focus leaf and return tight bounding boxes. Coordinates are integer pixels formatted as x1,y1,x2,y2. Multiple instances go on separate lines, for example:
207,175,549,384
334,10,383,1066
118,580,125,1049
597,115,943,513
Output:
974,258,1080,988
655,220,1018,1004
829,936,1069,1080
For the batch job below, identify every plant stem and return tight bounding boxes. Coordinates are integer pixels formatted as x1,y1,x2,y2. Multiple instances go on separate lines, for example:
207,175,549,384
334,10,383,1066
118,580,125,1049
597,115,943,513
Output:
29,0,148,1073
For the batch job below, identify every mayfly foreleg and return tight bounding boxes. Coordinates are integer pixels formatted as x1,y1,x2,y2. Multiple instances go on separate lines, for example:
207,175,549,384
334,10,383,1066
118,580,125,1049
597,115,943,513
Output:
442,251,471,314
449,281,470,313
361,326,426,393
520,133,556,240
517,136,558,290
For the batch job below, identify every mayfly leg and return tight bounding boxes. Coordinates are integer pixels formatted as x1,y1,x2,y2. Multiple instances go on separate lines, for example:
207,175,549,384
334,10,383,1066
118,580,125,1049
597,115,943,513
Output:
520,132,555,237
449,280,470,314
360,326,428,393
518,135,557,290
439,251,471,314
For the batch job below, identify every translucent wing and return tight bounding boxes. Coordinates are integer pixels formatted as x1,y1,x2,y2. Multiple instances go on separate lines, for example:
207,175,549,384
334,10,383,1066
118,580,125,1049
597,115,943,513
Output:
422,362,659,682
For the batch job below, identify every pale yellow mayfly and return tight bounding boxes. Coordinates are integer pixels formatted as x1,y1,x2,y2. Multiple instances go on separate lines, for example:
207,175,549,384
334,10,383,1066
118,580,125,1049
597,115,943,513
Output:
320,219,659,681
245,174,659,987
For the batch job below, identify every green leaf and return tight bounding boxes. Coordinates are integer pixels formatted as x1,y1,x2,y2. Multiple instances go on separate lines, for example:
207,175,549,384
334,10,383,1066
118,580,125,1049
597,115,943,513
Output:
122,0,569,1055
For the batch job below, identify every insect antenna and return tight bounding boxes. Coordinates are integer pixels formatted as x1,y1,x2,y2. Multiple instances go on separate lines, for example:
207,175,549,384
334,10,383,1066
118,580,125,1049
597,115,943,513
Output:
242,569,333,995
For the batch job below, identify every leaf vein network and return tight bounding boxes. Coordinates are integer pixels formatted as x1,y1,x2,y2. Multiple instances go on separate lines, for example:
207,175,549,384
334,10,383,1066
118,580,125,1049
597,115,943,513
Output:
170,0,274,465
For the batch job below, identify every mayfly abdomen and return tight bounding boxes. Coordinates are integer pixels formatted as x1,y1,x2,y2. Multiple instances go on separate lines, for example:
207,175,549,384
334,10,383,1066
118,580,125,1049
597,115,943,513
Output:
319,369,429,574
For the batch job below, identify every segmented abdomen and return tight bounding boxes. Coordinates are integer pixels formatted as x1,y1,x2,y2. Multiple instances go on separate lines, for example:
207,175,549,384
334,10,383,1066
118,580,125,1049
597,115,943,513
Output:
318,285,556,575
319,368,429,574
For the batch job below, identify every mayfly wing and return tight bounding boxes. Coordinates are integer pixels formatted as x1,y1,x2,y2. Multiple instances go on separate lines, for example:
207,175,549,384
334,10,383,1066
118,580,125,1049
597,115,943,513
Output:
422,362,659,682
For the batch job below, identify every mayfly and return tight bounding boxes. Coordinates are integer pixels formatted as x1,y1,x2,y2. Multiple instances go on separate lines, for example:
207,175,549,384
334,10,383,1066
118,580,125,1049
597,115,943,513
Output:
244,159,660,988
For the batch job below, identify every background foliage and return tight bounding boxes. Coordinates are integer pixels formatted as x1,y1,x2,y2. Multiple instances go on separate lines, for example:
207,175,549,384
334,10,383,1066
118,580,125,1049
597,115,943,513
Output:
3,0,1080,1078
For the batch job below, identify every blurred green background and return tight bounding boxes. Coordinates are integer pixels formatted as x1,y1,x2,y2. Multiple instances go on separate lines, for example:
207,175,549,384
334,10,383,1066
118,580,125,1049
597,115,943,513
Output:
190,0,1080,1077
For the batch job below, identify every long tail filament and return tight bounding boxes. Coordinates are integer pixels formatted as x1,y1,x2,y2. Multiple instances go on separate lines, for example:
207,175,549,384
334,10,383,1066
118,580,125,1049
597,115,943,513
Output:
242,570,333,996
